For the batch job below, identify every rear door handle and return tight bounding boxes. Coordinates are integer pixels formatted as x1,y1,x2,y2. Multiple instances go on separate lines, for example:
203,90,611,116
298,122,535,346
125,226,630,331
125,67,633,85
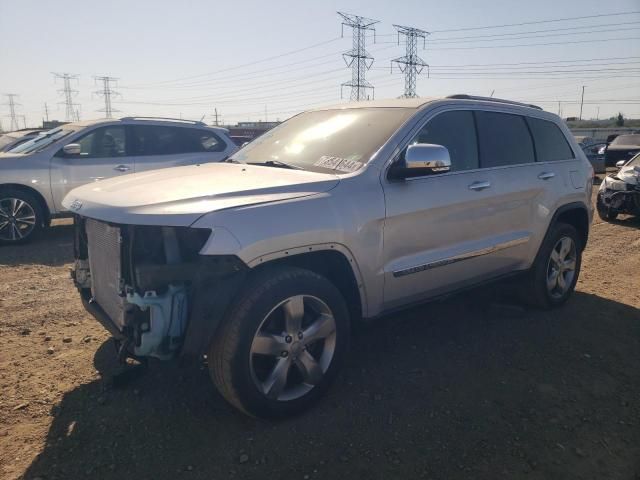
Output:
114,164,131,172
468,181,491,191
538,172,555,180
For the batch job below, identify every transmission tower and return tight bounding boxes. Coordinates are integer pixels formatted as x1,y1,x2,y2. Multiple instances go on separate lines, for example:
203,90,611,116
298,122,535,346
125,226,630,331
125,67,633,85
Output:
53,73,80,122
3,94,21,131
94,76,120,118
338,11,379,101
391,25,430,98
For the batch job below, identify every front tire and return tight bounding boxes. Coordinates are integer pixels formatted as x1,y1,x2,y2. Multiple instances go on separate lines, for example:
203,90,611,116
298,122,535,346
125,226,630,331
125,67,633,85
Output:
0,188,44,245
596,194,618,221
521,223,582,309
208,266,350,418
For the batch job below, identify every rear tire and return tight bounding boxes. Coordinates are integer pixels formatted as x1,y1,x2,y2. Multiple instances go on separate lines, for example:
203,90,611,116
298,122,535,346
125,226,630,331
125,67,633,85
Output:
208,266,350,418
0,188,44,245
520,223,582,309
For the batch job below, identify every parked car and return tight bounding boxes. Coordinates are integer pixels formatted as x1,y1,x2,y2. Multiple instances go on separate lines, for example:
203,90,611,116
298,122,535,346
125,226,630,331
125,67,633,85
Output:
64,95,593,418
596,153,640,220
604,134,640,167
0,117,236,244
0,129,46,152
574,135,594,147
581,141,607,174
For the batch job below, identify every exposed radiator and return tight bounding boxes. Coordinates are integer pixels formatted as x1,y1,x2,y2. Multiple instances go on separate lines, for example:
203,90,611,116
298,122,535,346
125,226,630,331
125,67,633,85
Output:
85,219,125,328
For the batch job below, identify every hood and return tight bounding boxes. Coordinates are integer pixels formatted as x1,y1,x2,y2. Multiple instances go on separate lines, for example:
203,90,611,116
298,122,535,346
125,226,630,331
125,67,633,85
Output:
617,164,640,185
62,162,340,226
606,144,640,151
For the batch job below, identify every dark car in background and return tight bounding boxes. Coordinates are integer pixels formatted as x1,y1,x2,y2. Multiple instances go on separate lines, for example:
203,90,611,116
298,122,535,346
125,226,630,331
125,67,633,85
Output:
581,142,607,174
604,134,640,167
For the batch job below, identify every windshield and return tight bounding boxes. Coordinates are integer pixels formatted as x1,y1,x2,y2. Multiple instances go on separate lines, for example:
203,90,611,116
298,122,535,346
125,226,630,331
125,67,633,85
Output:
0,135,16,150
611,134,640,146
628,153,640,167
8,127,75,154
230,107,415,174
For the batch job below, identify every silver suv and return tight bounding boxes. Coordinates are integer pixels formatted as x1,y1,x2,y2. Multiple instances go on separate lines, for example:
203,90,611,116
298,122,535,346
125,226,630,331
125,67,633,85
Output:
64,96,593,418
0,117,236,244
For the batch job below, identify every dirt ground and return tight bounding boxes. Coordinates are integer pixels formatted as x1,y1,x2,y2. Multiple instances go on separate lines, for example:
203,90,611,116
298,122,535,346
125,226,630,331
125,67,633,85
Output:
0,185,639,480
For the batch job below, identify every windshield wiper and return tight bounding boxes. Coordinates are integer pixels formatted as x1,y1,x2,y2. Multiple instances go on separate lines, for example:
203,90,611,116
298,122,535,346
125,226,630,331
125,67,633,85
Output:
246,160,302,170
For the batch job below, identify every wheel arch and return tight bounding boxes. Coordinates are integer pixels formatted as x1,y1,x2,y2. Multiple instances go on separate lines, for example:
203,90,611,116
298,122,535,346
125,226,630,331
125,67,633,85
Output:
551,202,590,251
249,247,365,322
0,183,51,227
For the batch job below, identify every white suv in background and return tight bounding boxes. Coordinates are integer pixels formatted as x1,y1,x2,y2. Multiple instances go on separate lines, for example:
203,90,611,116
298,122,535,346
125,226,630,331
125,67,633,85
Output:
0,117,236,244
65,96,593,418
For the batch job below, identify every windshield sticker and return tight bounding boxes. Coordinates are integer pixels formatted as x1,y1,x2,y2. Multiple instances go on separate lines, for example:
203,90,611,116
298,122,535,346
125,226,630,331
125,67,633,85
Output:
314,155,363,173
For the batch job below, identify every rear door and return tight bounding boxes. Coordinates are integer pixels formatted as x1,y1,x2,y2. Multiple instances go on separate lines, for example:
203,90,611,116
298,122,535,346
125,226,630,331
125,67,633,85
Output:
50,125,131,211
130,125,229,172
470,110,545,273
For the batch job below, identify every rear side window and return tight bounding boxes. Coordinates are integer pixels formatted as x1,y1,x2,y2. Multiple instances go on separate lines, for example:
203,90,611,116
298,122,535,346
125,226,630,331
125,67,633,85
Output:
475,111,535,167
131,126,226,155
526,117,574,161
412,110,479,171
130,126,182,155
181,128,226,153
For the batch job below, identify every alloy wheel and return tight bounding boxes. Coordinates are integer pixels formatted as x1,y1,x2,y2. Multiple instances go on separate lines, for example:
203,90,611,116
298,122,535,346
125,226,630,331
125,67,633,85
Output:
546,236,577,299
0,197,36,242
249,295,337,401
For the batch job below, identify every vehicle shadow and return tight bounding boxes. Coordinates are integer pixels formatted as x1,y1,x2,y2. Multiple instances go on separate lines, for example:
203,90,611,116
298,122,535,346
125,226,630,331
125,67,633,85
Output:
21,290,640,480
609,214,640,229
0,221,74,267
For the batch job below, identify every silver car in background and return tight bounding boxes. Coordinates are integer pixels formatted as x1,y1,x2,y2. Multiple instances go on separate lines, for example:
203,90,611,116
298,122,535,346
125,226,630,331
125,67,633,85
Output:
0,117,236,244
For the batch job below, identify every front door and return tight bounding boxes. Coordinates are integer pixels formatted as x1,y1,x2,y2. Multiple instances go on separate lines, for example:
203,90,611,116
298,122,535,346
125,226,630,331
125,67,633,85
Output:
50,125,131,211
381,109,533,310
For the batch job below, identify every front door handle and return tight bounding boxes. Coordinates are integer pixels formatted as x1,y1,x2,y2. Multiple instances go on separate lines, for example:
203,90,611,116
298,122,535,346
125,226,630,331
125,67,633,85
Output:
114,164,131,172
538,171,555,180
468,180,491,191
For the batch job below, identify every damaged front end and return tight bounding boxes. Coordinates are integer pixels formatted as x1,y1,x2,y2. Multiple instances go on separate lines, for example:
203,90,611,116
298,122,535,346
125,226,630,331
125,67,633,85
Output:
72,217,246,360
597,168,640,218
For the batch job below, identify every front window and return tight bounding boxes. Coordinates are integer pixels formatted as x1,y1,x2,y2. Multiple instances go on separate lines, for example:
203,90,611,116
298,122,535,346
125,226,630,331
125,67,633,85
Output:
230,108,415,174
8,127,75,154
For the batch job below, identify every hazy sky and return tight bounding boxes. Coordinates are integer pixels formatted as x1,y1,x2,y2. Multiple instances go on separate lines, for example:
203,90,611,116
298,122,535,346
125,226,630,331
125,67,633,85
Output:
1,0,639,128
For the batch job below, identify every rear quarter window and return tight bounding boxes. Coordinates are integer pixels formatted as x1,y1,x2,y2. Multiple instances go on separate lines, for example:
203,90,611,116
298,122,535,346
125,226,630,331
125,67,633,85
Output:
526,117,574,162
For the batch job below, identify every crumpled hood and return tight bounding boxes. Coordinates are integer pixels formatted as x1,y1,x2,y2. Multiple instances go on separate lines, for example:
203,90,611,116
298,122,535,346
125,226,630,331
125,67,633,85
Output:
617,164,640,185
62,162,339,226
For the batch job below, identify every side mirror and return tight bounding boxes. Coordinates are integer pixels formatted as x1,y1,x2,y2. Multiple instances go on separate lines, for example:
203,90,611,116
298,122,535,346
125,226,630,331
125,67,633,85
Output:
390,143,451,179
63,143,81,156
616,160,626,168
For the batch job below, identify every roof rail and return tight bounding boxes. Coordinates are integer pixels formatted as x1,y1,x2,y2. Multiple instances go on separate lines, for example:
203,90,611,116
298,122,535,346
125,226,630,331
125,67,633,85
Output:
120,116,207,126
446,94,543,111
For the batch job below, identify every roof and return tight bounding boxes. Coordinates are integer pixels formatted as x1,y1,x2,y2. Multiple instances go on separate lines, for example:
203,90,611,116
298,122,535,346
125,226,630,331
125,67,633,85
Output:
308,95,543,113
310,97,437,111
61,117,228,131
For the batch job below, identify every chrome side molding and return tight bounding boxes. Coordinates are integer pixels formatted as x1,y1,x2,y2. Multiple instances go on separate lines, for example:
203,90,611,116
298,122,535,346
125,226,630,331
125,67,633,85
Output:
392,235,531,278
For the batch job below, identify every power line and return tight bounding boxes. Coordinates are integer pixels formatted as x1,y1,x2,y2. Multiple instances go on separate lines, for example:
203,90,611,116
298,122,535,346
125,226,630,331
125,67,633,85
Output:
429,10,640,33
94,76,120,118
391,25,430,98
3,94,21,131
128,37,343,88
53,73,80,122
427,35,640,51
338,11,379,101
427,20,640,42
428,25,640,44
